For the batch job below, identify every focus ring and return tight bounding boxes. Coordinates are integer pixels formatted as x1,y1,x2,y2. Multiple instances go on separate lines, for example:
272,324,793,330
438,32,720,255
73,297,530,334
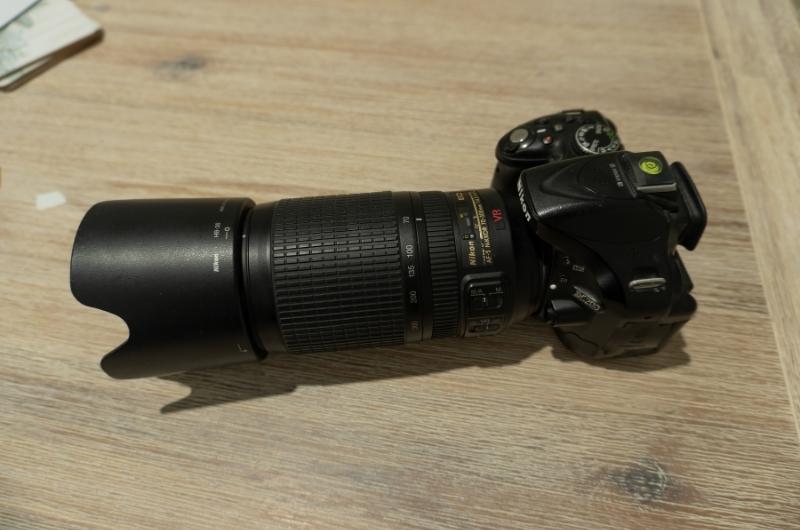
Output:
270,192,405,352
420,192,460,338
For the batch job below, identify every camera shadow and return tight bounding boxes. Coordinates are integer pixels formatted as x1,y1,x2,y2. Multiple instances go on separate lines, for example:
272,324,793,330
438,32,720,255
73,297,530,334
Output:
158,321,690,413
551,332,690,372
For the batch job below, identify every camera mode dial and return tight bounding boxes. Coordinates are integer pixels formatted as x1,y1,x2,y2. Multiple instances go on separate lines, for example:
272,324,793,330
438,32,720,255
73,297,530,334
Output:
574,123,620,154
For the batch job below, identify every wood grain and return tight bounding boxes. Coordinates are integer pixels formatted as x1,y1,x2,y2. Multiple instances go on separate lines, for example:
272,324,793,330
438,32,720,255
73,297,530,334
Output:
1,0,799,528
701,0,800,445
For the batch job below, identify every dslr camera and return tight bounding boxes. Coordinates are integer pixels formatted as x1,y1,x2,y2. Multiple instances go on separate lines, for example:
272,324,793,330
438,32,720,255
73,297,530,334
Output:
71,109,706,378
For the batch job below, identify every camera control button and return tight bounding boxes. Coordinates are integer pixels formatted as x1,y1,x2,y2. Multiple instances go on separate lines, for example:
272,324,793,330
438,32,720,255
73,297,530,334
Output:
467,281,504,313
509,128,529,144
470,292,489,311
487,290,503,310
466,317,503,336
629,277,667,291
574,123,620,154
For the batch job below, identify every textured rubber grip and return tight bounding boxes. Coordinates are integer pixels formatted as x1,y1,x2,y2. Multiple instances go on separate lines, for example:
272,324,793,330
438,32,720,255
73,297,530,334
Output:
420,192,460,338
270,192,405,353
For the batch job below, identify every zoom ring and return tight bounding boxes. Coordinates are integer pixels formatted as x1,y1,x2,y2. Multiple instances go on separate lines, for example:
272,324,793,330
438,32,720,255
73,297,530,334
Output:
420,192,460,338
270,192,405,352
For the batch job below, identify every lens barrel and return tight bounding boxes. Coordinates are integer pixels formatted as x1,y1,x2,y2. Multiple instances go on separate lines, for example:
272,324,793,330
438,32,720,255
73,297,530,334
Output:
244,192,408,354
71,190,536,377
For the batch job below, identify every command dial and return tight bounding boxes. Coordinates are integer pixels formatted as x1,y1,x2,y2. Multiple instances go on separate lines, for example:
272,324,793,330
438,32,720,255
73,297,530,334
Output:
574,123,621,154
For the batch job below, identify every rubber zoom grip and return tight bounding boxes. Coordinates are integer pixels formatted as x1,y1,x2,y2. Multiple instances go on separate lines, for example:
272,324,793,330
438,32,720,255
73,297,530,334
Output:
270,192,405,352
420,192,460,338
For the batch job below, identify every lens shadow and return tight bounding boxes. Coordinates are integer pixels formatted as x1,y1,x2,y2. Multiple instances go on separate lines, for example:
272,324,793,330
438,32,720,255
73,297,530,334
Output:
158,319,552,413
158,322,690,413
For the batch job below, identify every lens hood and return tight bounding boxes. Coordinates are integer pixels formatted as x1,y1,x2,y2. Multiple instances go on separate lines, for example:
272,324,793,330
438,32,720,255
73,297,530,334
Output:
70,198,260,378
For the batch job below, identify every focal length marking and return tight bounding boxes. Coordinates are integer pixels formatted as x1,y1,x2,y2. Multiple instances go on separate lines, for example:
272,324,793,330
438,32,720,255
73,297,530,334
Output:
394,193,424,342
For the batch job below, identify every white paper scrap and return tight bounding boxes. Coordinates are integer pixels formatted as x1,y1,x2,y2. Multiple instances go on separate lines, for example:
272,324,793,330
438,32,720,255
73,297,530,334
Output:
36,190,66,209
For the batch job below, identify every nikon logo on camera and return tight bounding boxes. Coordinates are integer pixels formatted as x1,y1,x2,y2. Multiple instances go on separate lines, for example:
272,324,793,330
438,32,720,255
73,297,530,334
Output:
517,177,531,222
572,286,602,312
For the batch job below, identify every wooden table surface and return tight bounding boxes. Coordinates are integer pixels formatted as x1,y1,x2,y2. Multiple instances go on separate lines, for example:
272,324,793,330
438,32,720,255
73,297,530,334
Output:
2,0,800,528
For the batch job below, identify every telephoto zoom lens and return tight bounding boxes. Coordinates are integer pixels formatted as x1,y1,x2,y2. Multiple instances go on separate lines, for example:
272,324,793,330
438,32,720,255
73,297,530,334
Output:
71,190,540,378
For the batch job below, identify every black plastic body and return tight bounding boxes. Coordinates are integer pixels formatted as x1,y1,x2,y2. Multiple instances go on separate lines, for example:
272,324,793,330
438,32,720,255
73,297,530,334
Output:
493,109,623,192
514,151,707,357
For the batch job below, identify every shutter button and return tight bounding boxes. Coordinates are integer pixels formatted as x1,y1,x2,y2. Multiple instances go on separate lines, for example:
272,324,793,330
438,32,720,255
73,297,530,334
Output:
509,128,529,144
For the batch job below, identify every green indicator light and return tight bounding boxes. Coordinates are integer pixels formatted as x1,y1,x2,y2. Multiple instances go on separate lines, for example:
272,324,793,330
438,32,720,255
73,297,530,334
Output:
639,157,663,175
